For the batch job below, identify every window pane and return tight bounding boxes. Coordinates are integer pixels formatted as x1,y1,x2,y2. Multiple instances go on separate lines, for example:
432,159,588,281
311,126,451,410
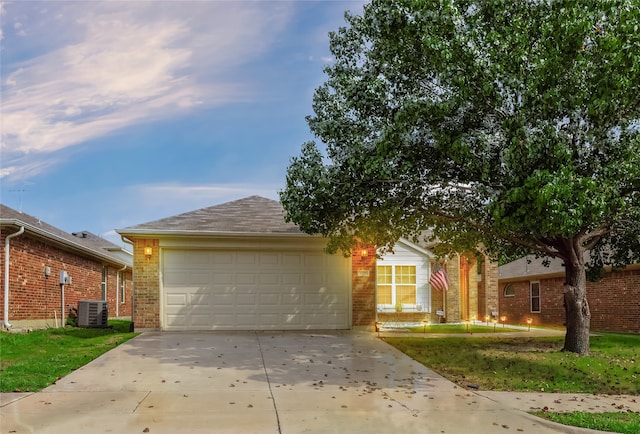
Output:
397,285,416,304
377,266,392,284
395,266,416,284
531,297,540,312
531,282,540,296
377,285,392,305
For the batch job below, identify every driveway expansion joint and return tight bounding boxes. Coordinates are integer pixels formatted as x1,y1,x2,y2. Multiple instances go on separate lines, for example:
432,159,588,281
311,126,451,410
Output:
256,331,282,434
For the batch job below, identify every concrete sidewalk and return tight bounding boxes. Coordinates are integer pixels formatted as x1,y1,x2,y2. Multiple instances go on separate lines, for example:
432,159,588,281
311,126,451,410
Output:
0,330,631,434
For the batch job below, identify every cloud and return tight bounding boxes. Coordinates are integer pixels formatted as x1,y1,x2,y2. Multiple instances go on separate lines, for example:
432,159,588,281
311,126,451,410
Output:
0,1,294,180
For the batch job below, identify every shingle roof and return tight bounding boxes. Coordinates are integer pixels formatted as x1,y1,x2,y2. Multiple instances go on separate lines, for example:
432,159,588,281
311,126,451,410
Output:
0,204,131,266
117,196,304,236
498,255,566,281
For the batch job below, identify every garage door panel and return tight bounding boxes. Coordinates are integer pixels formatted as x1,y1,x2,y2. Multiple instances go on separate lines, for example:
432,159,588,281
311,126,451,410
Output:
237,273,256,284
258,293,280,306
162,248,350,331
212,252,233,264
237,294,257,305
259,254,279,265
211,293,235,305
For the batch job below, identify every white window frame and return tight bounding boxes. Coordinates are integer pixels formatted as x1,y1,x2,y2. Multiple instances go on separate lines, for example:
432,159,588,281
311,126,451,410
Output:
377,264,418,309
530,281,541,313
503,283,516,297
119,271,126,304
101,266,107,300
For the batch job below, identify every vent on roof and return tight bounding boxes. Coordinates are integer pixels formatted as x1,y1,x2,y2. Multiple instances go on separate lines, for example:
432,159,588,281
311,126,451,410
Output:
78,300,108,328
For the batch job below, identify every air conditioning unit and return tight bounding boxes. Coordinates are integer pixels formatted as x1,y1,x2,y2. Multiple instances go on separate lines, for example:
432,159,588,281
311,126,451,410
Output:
78,300,108,328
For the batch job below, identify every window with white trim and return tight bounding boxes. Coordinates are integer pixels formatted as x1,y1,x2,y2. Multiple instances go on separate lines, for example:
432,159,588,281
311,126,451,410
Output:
101,266,107,300
530,281,541,313
119,271,126,304
377,265,417,307
504,283,515,297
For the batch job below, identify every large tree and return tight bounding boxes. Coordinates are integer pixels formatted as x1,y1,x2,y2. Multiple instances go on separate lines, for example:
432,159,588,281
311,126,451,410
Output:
280,0,640,354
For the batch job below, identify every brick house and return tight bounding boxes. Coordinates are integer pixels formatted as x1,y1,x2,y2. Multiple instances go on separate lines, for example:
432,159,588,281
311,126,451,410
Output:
498,255,640,334
117,196,498,331
1,204,133,329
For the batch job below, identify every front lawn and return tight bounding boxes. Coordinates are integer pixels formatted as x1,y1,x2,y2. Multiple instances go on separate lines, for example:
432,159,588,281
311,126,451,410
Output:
384,334,640,394
0,320,138,392
385,333,640,434
532,412,640,434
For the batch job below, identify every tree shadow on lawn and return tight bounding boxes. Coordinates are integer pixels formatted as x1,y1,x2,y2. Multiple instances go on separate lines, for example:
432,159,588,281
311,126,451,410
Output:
382,336,640,395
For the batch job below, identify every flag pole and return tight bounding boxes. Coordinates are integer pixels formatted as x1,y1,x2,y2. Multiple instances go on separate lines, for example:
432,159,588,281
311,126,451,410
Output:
442,261,446,323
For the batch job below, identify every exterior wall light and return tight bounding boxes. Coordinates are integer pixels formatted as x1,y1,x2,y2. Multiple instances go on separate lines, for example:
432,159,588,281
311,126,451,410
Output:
144,246,153,257
361,249,368,257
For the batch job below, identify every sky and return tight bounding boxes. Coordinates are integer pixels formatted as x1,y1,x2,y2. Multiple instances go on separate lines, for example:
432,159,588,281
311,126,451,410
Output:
0,0,365,247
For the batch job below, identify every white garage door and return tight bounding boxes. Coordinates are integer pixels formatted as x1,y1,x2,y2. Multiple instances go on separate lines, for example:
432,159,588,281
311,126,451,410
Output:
162,249,351,331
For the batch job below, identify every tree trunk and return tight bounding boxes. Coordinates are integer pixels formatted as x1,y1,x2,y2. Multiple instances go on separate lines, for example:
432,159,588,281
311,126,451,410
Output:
562,257,591,355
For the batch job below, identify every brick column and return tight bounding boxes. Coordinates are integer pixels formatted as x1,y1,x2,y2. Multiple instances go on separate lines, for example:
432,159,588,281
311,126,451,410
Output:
132,238,160,330
483,257,500,318
351,245,376,329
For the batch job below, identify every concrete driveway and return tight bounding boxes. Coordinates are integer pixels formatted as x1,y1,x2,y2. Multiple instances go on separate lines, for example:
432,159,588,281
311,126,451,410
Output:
1,331,589,433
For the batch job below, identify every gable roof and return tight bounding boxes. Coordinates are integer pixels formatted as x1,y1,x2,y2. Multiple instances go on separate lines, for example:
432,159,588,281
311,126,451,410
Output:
0,204,131,267
117,196,304,237
498,255,566,282
499,254,640,282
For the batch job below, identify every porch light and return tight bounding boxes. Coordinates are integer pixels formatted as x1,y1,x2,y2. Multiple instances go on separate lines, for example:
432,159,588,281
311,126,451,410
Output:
144,246,153,257
361,249,368,257
526,317,533,331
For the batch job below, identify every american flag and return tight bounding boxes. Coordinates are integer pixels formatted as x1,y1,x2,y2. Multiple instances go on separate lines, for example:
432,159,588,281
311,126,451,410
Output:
429,263,450,292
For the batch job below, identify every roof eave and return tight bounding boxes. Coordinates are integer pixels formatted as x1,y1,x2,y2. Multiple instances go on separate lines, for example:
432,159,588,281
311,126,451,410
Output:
116,229,319,239
1,218,131,267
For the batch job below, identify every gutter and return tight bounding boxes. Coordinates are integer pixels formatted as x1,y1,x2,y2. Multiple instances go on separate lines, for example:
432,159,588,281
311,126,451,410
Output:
0,217,129,267
4,226,25,329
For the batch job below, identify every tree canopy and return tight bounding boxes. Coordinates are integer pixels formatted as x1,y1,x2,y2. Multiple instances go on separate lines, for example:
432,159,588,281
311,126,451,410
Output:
280,0,640,353
282,0,639,262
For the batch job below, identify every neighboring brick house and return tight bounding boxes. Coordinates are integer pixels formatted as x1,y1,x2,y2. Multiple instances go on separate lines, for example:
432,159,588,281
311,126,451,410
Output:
1,204,133,329
499,255,640,334
117,196,499,332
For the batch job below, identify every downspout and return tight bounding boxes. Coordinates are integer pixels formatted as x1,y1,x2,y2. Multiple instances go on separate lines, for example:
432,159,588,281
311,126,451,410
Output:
4,226,25,329
121,236,135,332
116,264,127,318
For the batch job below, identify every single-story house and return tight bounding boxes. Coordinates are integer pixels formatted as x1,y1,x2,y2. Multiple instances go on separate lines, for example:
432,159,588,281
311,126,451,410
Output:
499,255,640,334
117,196,499,331
1,204,133,329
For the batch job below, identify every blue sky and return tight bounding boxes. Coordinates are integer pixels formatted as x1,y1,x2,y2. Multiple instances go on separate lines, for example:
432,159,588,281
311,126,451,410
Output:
1,0,364,246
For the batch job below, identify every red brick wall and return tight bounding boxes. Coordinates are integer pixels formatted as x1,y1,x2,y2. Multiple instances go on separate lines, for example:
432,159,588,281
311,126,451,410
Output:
0,230,132,326
351,245,376,328
499,268,640,334
130,238,161,329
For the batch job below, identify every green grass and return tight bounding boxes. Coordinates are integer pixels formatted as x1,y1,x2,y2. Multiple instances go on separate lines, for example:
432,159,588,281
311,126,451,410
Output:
532,412,640,434
383,334,640,394
403,324,521,334
0,320,138,392
385,333,640,434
